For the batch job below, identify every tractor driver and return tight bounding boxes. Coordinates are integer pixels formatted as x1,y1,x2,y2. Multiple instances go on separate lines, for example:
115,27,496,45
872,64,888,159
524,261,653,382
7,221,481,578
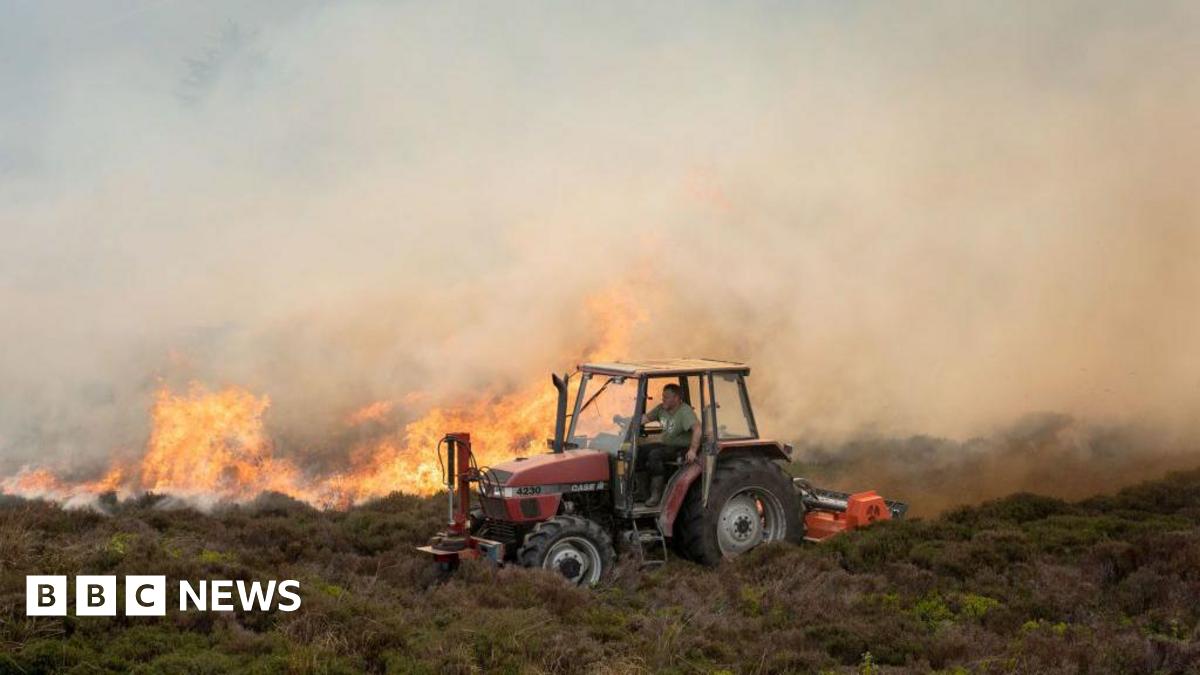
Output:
640,383,701,507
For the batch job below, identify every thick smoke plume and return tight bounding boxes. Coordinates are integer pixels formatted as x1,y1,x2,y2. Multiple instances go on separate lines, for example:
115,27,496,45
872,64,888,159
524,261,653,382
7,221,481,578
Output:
794,415,1199,517
2,2,1198,510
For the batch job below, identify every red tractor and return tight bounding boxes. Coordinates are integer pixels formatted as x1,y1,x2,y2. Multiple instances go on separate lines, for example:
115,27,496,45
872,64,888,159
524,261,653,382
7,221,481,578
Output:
419,359,906,584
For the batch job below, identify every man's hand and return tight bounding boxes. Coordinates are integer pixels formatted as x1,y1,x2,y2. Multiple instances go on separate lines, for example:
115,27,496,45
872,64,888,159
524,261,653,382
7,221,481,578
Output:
685,448,698,464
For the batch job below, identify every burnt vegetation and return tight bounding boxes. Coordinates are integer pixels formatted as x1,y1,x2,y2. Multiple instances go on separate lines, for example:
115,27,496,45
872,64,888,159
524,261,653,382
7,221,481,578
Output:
2,469,1200,674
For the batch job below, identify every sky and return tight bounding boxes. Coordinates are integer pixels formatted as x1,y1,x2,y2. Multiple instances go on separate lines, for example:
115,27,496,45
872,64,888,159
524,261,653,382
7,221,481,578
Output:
2,1,1199,493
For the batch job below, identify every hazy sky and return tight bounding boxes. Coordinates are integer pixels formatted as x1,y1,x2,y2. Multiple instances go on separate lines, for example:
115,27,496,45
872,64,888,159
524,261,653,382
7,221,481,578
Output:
3,1,1199,476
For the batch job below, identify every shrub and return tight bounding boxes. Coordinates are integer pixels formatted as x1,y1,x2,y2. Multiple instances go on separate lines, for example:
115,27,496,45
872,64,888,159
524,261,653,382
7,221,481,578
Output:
3,470,1200,673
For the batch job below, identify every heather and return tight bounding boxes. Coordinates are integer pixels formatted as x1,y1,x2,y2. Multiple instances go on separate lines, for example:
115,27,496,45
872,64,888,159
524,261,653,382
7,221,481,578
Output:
3,469,1200,674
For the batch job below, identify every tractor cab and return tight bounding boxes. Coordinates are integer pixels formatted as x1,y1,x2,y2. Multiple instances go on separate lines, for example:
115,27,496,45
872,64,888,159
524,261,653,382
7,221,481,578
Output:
564,359,771,514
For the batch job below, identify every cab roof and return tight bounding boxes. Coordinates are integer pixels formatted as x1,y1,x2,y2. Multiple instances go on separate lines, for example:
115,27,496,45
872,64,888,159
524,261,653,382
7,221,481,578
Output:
580,358,749,377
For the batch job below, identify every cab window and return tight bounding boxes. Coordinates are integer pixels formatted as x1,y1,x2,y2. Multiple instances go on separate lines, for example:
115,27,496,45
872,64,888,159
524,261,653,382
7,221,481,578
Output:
641,376,677,430
712,373,754,440
569,375,638,451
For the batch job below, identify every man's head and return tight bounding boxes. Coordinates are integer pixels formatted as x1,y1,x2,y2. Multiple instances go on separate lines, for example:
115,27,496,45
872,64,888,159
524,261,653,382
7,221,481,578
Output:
662,383,682,411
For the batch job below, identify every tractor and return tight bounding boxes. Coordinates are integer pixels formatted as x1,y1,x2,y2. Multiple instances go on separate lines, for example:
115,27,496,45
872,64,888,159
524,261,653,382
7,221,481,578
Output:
418,359,906,584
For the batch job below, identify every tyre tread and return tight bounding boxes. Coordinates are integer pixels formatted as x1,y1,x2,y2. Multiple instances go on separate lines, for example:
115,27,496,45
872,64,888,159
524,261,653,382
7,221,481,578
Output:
674,455,803,565
516,515,616,584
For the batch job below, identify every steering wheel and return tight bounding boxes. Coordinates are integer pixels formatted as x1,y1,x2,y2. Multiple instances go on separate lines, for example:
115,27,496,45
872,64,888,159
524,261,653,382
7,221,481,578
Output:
611,414,649,438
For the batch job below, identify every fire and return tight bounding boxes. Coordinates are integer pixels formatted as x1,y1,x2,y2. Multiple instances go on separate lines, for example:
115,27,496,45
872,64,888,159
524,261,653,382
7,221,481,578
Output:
0,284,649,508
316,284,646,504
138,384,305,503
2,385,307,505
321,378,561,504
0,466,124,503
345,400,394,426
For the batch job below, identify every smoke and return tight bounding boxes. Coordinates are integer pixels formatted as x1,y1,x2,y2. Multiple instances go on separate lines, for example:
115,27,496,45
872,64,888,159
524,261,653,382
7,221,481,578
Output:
793,414,1199,517
2,2,1199,508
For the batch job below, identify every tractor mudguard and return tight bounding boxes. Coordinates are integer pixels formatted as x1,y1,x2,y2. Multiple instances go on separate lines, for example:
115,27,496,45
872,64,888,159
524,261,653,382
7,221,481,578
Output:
656,462,702,536
656,442,793,536
716,440,791,462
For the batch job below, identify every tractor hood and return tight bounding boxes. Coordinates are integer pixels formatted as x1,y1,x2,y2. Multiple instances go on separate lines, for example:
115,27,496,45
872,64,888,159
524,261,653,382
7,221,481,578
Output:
484,449,609,488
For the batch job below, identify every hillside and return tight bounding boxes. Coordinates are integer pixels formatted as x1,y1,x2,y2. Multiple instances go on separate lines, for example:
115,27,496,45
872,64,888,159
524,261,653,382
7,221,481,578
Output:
3,469,1200,674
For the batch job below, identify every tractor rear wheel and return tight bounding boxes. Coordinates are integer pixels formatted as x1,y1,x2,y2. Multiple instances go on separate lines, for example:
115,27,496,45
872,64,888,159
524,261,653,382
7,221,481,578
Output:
675,455,804,565
518,515,615,586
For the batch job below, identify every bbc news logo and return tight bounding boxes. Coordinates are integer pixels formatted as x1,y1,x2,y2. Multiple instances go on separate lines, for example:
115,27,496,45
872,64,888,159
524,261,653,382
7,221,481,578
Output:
27,576,301,616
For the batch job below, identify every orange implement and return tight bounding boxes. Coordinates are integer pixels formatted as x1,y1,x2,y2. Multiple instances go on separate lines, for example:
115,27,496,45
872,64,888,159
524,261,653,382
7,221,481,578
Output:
803,490,892,542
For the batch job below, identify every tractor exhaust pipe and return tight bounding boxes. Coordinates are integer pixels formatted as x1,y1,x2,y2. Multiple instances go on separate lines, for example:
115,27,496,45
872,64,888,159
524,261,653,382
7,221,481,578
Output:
552,373,568,453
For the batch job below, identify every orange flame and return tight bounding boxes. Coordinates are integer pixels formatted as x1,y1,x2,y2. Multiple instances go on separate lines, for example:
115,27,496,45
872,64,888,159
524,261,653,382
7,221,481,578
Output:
0,466,125,503
315,283,647,505
0,284,649,508
138,384,305,502
345,400,394,426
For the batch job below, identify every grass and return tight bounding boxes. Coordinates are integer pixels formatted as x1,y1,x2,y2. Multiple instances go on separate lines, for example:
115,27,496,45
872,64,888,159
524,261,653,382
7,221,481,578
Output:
1,469,1200,673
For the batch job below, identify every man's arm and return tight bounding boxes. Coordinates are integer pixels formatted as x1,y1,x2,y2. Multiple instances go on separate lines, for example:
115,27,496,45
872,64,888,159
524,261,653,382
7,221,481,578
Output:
685,415,702,463
640,403,661,424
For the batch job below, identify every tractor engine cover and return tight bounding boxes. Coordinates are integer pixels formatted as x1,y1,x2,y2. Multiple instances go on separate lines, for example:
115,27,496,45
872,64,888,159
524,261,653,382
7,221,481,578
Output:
478,450,610,523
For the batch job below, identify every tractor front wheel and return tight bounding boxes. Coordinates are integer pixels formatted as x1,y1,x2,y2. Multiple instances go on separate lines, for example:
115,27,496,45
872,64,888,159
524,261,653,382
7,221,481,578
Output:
518,515,615,586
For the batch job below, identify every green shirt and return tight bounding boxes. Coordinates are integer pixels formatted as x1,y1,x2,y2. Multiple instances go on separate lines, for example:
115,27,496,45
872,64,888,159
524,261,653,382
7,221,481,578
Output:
646,402,698,448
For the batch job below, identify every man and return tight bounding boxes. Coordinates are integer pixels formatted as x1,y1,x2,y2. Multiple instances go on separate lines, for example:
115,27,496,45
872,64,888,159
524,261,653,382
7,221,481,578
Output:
640,383,701,507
